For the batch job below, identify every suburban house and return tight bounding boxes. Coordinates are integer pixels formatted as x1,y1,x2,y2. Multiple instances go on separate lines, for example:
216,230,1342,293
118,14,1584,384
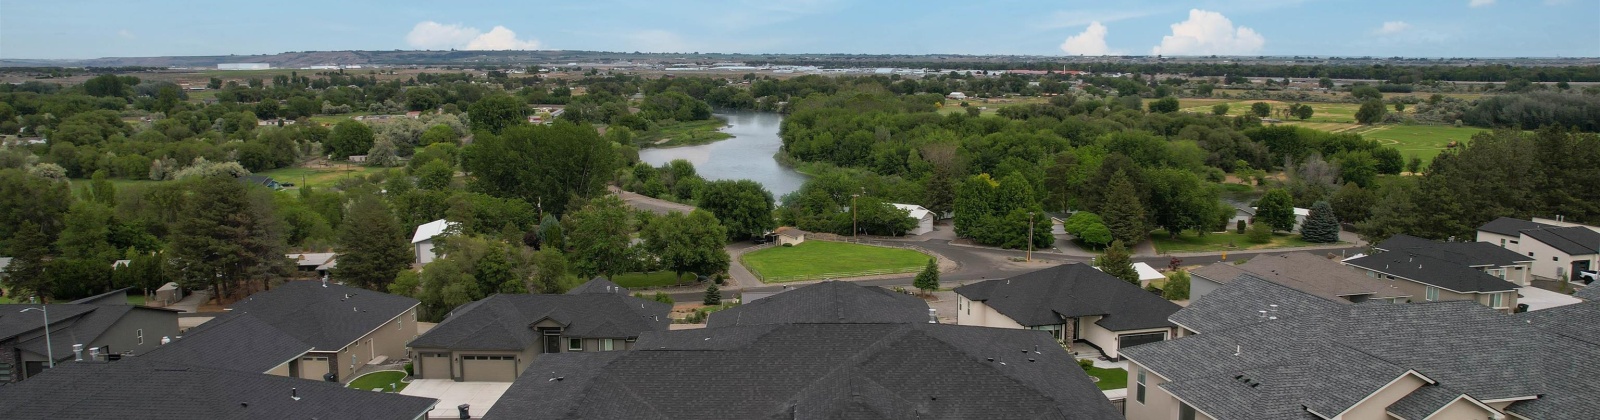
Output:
286,252,337,277
1121,276,1600,420
890,203,936,235
481,284,1122,419
1343,251,1521,313
1170,274,1346,336
772,226,808,246
1477,216,1600,282
1189,252,1406,302
0,291,180,383
0,257,9,282
707,280,930,327
227,281,419,383
0,359,438,420
954,263,1182,360
411,219,457,265
1375,234,1535,286
406,277,670,382
137,312,314,377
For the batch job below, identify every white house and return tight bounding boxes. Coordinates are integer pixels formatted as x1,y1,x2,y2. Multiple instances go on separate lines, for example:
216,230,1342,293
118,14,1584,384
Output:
890,203,935,236
411,219,458,265
946,92,966,100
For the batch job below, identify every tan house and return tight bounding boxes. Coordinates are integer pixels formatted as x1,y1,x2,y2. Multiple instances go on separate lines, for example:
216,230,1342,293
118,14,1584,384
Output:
954,263,1181,360
1344,251,1520,313
1190,252,1409,303
1375,234,1535,286
1477,217,1599,282
226,280,419,383
407,278,669,382
772,226,808,246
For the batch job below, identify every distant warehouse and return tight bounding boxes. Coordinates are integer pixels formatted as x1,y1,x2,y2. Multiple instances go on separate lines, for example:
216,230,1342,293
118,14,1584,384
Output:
217,63,270,70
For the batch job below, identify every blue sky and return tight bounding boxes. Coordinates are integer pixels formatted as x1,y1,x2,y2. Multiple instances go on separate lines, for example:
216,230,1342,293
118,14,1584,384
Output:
3,0,1597,59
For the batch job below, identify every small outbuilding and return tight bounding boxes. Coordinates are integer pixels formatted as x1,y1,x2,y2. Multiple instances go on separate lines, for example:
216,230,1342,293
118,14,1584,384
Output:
773,227,808,246
412,219,458,265
890,203,935,236
1133,262,1166,288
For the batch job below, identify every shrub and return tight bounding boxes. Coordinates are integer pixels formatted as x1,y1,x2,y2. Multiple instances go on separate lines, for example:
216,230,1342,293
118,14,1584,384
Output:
403,363,414,377
781,243,793,247
1247,221,1274,243
1236,219,1246,234
1163,271,1191,300
1078,359,1094,371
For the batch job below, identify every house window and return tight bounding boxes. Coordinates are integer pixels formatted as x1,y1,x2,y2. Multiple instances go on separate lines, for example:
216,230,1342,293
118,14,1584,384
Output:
602,339,615,351
136,329,144,345
1529,252,1535,257
1553,256,1560,262
1179,403,1197,420
1425,286,1439,301
567,338,583,351
1135,369,1147,404
1489,293,1504,308
1500,238,1506,247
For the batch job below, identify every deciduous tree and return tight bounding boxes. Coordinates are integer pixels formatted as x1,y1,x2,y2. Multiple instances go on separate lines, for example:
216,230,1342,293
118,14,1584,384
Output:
1255,188,1296,232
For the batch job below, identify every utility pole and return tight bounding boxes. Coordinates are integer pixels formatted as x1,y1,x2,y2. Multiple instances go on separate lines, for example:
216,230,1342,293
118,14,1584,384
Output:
851,191,861,239
1027,212,1035,262
21,306,53,368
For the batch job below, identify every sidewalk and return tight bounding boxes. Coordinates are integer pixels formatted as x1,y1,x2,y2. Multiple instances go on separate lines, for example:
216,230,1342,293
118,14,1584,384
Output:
166,289,211,313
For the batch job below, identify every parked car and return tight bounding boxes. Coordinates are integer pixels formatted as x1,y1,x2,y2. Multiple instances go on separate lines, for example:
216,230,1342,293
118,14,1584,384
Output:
1579,270,1598,284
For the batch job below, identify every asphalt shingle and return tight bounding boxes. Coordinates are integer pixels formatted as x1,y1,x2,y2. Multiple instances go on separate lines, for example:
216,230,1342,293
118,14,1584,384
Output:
954,263,1179,331
228,281,419,351
707,281,930,327
408,289,670,350
139,312,313,374
1344,252,1519,293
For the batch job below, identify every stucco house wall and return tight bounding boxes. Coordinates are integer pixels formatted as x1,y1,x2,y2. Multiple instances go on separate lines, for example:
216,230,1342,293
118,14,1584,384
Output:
1478,231,1523,252
1350,267,1516,313
331,306,418,382
1338,373,1428,419
1079,315,1170,359
1517,235,1598,281
1125,361,1197,420
954,297,1025,329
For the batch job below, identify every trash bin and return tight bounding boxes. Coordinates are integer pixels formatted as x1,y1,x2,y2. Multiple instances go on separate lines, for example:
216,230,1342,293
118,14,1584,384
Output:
323,372,337,382
457,404,471,419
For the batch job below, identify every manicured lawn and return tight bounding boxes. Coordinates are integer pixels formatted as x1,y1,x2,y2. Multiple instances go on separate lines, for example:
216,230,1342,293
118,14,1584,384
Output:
640,118,733,147
1085,366,1128,390
1150,230,1337,254
741,241,931,283
612,271,698,288
346,370,408,392
1355,124,1490,165
257,165,382,190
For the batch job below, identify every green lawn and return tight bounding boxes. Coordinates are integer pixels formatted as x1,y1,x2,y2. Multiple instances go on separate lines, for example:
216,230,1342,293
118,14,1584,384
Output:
1086,366,1129,390
257,165,382,190
741,241,931,283
612,271,698,288
640,118,733,147
1150,230,1337,254
126,294,145,306
346,370,408,392
1354,124,1490,165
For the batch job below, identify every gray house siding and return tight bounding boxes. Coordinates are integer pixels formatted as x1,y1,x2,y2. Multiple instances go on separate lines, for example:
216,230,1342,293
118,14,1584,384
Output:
89,308,180,358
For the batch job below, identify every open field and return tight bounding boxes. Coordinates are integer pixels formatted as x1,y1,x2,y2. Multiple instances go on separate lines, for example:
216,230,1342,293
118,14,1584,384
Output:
936,96,1050,115
613,271,698,288
1350,124,1489,165
257,164,382,189
741,241,930,283
1150,230,1336,254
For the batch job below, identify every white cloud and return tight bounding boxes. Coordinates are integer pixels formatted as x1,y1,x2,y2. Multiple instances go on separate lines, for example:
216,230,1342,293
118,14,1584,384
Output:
1374,21,1411,35
465,26,541,50
1060,22,1116,55
1150,9,1266,56
117,29,135,39
405,21,541,50
1469,0,1495,7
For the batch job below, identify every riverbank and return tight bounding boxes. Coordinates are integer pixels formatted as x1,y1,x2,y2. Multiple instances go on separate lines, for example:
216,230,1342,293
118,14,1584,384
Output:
639,118,733,148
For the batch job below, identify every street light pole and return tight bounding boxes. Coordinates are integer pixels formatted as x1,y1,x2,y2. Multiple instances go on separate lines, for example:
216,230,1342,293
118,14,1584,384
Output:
20,306,53,368
1027,212,1035,262
852,192,861,239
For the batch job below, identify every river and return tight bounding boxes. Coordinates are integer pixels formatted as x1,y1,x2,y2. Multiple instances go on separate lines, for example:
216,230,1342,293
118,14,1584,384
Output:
638,111,808,200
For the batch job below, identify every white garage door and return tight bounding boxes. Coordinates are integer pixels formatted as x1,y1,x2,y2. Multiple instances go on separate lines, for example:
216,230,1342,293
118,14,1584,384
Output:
460,355,517,382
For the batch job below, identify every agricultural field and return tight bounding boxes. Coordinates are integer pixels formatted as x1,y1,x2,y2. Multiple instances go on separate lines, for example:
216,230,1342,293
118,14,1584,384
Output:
936,96,1051,115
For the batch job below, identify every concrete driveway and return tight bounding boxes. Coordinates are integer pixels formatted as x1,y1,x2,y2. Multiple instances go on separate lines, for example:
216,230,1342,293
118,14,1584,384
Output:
400,379,512,419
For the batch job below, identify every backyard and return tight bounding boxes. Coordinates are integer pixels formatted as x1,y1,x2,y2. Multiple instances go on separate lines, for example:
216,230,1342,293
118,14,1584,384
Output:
612,271,698,288
1149,230,1335,254
346,370,408,392
1085,366,1128,391
741,241,931,283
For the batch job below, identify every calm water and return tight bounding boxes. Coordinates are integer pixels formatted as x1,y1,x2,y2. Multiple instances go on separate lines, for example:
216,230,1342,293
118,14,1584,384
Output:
639,111,808,200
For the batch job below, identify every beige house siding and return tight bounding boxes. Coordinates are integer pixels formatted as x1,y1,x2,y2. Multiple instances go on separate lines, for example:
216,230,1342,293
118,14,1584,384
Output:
1079,316,1170,359
1478,231,1523,252
954,297,1025,329
325,306,418,383
1425,397,1498,419
1336,373,1427,419
1349,267,1516,313
412,335,630,382
1517,234,1598,281
265,360,291,377
1125,361,1186,420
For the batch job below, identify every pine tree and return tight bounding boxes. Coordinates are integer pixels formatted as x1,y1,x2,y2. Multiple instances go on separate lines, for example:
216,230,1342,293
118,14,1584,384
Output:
1097,240,1139,285
1300,201,1341,243
5,221,52,301
1101,171,1148,245
703,283,721,306
334,194,413,291
913,259,940,294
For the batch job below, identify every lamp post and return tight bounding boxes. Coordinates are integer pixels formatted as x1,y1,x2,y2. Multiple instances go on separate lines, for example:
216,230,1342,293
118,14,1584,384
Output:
1027,212,1035,262
851,190,861,239
20,306,53,368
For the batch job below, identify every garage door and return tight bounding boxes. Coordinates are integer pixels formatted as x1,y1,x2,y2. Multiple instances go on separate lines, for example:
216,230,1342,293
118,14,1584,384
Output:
460,355,517,382
1117,332,1167,351
300,356,330,381
419,353,451,380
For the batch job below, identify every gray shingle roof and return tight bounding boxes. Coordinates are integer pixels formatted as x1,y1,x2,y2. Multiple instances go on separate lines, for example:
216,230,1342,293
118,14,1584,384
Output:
1168,275,1345,334
1576,285,1600,301
139,313,312,374
228,281,419,350
0,304,98,341
1386,384,1466,420
408,293,669,350
1522,226,1600,256
954,263,1180,331
1343,252,1519,293
1191,253,1403,301
1124,290,1596,419
483,323,1121,420
707,281,929,327
0,359,437,420
1477,217,1553,236
1375,234,1534,266
0,304,176,361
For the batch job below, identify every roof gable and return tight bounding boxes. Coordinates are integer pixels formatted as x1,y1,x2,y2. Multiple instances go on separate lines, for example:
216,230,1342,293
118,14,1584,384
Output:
1343,252,1519,293
408,293,670,350
227,281,419,350
954,263,1179,331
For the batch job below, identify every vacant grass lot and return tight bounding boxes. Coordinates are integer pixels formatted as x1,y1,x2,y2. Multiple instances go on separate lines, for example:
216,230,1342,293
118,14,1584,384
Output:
346,370,408,392
258,165,381,189
741,241,930,283
1354,124,1489,165
1085,366,1129,391
1150,230,1335,254
612,271,698,288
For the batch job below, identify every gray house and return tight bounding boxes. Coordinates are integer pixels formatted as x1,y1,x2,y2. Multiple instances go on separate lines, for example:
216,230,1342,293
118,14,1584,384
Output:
1374,234,1536,286
407,278,670,382
954,263,1182,360
1189,252,1406,303
227,281,420,383
708,280,929,327
0,291,180,383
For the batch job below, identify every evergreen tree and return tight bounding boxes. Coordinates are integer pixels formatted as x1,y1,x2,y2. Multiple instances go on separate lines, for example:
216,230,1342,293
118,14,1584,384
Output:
1097,240,1139,285
1300,201,1341,243
1101,171,1149,245
165,176,288,300
56,201,114,261
5,221,51,301
703,283,721,306
913,259,940,294
538,215,564,251
335,194,414,291
1255,189,1297,232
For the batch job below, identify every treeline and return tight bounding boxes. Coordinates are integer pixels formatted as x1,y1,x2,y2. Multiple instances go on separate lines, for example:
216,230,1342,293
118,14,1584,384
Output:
756,60,1600,83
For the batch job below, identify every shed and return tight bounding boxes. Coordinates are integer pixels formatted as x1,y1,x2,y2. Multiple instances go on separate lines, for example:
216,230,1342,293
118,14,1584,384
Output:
1132,262,1166,288
890,203,935,236
773,227,808,246
412,219,458,265
153,282,185,307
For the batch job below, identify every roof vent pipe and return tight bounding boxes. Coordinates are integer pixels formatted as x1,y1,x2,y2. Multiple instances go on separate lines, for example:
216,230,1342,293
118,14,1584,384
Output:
72,344,84,361
291,388,300,401
88,347,100,362
928,308,937,324
1234,345,1242,356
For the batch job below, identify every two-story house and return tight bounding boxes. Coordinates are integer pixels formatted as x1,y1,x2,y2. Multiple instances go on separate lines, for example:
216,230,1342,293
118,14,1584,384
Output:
1343,251,1520,313
1375,234,1535,286
1477,217,1599,282
0,289,179,383
406,278,669,382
